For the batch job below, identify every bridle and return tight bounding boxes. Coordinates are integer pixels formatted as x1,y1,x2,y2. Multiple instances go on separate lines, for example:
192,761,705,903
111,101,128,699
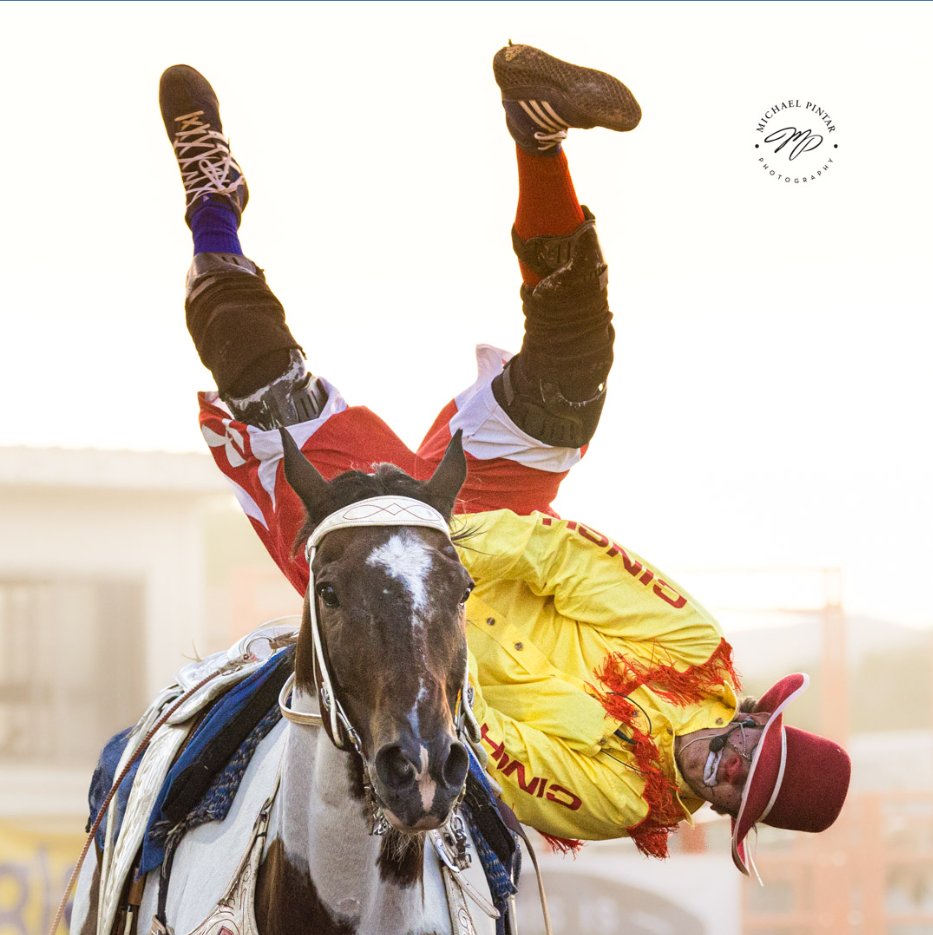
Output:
278,494,480,833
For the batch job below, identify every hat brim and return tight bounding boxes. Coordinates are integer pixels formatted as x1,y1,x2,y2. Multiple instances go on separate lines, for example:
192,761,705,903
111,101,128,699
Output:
731,673,809,875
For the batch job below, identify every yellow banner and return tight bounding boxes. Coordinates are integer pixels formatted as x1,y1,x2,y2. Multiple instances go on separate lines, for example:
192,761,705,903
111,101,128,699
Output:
0,821,84,935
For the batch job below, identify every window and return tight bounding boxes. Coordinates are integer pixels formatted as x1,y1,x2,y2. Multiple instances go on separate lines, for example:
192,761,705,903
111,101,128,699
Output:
0,578,146,766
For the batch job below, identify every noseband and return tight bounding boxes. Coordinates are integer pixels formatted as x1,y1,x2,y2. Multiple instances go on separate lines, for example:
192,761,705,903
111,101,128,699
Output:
278,495,479,831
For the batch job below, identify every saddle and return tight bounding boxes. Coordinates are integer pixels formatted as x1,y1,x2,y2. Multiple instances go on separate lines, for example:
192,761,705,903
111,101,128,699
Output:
90,623,299,935
89,623,522,935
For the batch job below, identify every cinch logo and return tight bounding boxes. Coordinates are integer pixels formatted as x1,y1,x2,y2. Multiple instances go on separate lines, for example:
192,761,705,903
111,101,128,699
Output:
752,97,840,184
481,725,582,811
541,517,687,609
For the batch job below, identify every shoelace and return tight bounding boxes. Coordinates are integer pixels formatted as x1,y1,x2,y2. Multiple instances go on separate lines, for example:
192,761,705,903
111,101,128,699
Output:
172,110,244,209
533,129,568,151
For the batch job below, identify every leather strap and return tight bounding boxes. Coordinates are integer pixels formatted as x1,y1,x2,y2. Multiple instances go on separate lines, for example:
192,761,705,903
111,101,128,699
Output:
494,800,554,935
511,205,605,288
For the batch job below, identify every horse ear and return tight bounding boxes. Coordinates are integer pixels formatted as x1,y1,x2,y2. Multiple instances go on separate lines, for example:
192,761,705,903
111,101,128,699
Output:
424,429,467,516
279,428,330,512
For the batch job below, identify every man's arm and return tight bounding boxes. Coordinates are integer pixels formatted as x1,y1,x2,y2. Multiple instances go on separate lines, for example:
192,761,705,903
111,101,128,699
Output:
468,652,650,842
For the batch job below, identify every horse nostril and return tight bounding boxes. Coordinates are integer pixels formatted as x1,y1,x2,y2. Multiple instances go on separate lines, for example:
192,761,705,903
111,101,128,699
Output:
375,744,417,791
442,741,469,790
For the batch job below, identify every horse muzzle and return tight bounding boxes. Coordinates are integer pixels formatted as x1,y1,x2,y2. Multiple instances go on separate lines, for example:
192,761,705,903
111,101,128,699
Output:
373,733,470,831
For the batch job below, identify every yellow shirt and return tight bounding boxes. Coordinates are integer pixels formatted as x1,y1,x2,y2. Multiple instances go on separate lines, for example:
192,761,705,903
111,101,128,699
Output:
455,510,740,857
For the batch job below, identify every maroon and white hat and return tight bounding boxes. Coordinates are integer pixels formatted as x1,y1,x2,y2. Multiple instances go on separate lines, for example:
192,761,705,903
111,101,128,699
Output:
731,673,851,878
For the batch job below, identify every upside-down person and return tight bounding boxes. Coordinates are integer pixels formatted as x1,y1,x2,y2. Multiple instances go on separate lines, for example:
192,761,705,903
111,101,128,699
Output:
159,43,851,876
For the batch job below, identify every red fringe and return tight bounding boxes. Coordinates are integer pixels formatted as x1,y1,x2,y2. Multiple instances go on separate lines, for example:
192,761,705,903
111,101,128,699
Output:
540,832,585,856
588,638,741,860
593,638,741,707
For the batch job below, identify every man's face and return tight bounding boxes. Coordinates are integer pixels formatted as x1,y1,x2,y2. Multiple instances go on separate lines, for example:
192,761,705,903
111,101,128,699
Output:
676,712,770,817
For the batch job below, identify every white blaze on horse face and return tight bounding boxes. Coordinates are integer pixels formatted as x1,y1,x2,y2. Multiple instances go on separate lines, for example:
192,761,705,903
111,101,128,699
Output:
417,745,434,812
405,677,428,738
365,531,432,615
366,532,444,818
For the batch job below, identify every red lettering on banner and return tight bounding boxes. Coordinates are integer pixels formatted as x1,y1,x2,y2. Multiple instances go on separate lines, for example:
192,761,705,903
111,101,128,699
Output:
541,516,553,526
653,580,687,609
537,779,547,798
639,570,655,585
546,784,582,810
566,521,578,531
501,759,540,795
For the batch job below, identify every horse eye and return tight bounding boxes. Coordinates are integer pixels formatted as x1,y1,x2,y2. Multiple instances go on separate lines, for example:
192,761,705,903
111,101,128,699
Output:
460,583,474,605
317,584,340,608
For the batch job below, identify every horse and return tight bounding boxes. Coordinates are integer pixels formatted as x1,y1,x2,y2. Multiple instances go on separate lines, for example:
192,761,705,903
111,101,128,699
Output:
70,430,507,935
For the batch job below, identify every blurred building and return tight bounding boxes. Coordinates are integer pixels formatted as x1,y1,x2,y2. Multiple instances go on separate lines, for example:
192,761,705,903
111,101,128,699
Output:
1,447,931,935
0,446,255,935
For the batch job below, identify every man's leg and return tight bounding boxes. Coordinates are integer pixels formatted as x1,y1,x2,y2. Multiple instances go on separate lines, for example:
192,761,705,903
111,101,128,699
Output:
160,66,424,596
491,43,640,450
417,45,640,515
160,65,325,430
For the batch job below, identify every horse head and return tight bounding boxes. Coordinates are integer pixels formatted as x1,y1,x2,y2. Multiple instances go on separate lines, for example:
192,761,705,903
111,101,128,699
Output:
280,429,473,834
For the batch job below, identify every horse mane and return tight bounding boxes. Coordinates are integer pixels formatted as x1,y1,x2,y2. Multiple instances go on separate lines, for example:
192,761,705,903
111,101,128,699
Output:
292,462,462,558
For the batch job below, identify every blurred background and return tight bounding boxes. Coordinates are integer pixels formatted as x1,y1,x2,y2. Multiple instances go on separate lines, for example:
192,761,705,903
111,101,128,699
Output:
1,2,931,933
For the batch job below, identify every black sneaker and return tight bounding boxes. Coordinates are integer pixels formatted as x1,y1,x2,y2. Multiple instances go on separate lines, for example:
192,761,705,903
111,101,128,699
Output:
159,65,248,225
493,43,641,155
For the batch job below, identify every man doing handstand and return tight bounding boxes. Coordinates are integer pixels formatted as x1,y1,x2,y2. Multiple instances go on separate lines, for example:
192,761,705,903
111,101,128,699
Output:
158,43,850,876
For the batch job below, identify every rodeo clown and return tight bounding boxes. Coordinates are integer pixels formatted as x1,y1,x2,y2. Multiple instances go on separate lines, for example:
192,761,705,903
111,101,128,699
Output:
159,43,851,876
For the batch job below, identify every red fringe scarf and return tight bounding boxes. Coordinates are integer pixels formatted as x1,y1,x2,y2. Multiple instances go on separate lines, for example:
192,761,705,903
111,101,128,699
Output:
589,638,741,860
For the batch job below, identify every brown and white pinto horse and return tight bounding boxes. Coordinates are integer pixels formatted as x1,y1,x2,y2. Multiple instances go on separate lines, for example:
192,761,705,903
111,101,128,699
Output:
72,432,499,935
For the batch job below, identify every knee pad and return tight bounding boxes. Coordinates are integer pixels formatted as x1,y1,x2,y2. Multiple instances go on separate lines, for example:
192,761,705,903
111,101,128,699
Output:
492,356,607,449
510,207,615,407
512,206,608,297
223,349,328,430
184,252,303,398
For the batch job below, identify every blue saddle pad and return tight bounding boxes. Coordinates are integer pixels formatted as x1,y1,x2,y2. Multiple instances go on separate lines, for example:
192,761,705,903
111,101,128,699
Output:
87,647,293,863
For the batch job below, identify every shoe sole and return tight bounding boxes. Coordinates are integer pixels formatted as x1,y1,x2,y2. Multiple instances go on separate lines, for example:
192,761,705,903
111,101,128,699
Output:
493,44,641,132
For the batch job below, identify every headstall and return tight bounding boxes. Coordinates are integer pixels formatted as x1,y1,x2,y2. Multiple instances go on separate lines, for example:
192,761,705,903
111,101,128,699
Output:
278,495,480,834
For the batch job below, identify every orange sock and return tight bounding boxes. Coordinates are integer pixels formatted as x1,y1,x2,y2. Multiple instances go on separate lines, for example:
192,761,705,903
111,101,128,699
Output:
513,146,585,286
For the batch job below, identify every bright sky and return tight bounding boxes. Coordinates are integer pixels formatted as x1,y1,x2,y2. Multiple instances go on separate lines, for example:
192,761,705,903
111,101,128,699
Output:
1,1,930,628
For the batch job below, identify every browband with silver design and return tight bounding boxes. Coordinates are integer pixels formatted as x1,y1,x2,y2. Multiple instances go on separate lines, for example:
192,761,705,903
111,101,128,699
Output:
306,495,451,560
